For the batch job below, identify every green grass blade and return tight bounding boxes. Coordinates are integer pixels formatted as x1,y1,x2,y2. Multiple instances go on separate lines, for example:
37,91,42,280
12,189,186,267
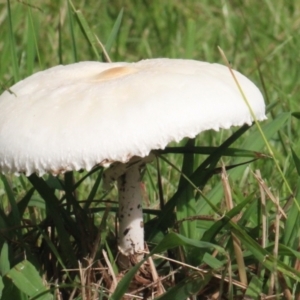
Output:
25,3,41,73
68,0,100,60
152,232,224,254
0,175,21,238
202,253,224,269
25,10,35,75
0,276,3,299
0,209,10,243
0,243,10,276
283,178,300,247
291,147,300,176
202,197,254,243
28,174,78,266
5,260,52,299
158,146,265,158
2,277,28,300
67,0,78,62
155,274,211,300
58,10,63,64
16,187,35,220
176,139,197,243
105,8,124,54
292,112,300,120
85,168,103,209
185,18,196,58
38,227,69,277
6,0,20,82
245,275,263,298
105,242,118,275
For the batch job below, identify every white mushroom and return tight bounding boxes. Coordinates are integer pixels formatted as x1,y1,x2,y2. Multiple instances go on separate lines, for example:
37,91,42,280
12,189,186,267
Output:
0,58,266,260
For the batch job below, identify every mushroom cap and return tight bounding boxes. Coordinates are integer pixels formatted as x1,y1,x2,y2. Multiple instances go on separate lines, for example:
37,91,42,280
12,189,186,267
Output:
0,58,266,176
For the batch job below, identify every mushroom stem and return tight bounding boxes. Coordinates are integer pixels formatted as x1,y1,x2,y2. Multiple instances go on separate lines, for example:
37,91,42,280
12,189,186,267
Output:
117,163,144,256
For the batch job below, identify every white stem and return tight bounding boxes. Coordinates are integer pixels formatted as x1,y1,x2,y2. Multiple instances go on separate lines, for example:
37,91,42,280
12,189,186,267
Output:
117,164,144,255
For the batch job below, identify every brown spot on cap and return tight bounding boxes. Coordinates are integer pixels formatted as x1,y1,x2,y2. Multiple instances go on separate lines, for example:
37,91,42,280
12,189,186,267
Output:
93,66,138,82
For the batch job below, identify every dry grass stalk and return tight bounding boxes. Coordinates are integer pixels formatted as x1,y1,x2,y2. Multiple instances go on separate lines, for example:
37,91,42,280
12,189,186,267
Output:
94,35,112,63
268,194,280,296
252,172,286,219
278,272,292,300
53,280,63,300
253,171,289,296
130,268,181,297
227,258,233,298
255,170,267,249
146,245,165,296
148,252,247,290
255,169,267,278
63,259,105,299
103,249,118,293
221,164,248,286
261,293,284,299
78,260,86,300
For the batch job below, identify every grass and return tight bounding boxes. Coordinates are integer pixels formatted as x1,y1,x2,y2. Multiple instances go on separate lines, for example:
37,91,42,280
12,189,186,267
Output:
1,0,300,299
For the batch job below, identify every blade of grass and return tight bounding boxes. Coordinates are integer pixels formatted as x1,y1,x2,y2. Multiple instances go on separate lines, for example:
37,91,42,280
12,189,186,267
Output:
283,177,300,248
67,0,78,62
221,165,247,285
5,260,52,300
25,1,42,72
85,168,103,209
68,0,100,60
25,8,35,75
202,196,254,243
58,9,63,64
155,158,165,209
176,139,197,244
38,227,70,279
154,274,209,300
267,193,280,295
291,147,300,176
16,188,35,221
185,18,196,58
0,243,10,276
6,0,20,82
1,276,28,300
28,174,78,267
0,175,22,239
245,275,263,298
157,146,267,158
105,8,124,54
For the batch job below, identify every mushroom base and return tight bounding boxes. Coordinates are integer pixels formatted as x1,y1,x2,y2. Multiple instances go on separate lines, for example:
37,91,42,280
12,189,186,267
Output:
117,164,144,257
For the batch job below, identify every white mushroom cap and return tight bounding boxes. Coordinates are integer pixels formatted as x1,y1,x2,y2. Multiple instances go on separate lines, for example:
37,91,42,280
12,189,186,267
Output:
0,58,266,176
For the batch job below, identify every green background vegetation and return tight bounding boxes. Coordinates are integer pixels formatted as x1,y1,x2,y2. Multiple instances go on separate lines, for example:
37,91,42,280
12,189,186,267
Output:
0,0,300,299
